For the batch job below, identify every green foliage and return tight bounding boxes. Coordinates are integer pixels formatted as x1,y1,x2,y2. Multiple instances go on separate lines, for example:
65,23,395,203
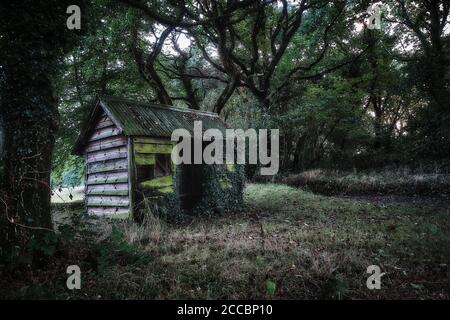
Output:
189,164,245,215
51,154,84,188
6,203,88,267
96,225,150,275
134,163,244,221
265,280,276,296
273,75,370,170
61,169,82,188
47,0,450,186
14,232,59,266
53,0,151,177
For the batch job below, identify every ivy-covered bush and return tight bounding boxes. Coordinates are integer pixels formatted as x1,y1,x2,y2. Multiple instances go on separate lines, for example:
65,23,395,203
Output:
189,164,245,215
134,163,245,222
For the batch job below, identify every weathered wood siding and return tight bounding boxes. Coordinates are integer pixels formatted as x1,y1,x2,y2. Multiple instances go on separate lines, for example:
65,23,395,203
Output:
85,112,130,216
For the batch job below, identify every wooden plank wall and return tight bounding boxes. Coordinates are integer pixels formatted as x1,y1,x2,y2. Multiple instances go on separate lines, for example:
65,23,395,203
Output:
85,113,130,216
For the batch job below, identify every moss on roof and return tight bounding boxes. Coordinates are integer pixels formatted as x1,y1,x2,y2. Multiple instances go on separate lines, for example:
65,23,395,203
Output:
73,96,229,155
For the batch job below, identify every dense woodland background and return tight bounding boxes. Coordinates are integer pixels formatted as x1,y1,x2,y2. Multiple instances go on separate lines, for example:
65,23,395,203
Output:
38,0,450,188
0,0,449,298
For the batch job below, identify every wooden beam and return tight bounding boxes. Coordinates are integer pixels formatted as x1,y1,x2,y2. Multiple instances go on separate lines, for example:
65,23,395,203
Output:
87,159,128,174
86,195,130,207
134,143,173,154
134,153,155,165
88,127,121,142
128,137,135,219
86,146,128,163
85,136,127,153
87,207,129,215
133,136,172,144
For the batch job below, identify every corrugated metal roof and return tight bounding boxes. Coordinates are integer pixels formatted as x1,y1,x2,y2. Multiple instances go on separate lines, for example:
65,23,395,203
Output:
101,96,228,137
73,96,229,154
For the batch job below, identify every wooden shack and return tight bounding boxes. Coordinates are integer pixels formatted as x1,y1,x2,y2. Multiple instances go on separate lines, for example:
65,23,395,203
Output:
73,96,237,218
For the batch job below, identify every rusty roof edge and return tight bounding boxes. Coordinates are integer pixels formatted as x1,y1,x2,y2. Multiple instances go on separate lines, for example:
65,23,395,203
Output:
98,95,221,118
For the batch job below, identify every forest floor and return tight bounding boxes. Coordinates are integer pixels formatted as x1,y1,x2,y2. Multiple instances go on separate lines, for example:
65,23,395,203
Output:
2,183,449,299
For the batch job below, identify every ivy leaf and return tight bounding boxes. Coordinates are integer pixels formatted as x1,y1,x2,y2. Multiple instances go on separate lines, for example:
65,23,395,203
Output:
410,283,424,290
265,280,276,296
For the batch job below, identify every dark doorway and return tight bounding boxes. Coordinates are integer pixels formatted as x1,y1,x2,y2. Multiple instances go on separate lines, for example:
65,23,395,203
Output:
177,138,209,212
178,163,207,211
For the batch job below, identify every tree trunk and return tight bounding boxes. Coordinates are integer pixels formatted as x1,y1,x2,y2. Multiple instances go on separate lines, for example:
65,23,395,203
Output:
2,96,58,227
0,0,80,259
293,135,306,171
372,96,383,150
1,76,59,255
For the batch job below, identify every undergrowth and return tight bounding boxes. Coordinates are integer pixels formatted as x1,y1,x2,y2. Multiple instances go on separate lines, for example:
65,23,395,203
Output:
1,184,449,299
280,168,450,197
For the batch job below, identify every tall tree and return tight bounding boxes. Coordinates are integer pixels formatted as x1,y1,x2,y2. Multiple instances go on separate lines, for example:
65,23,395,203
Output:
0,0,86,259
389,0,450,158
124,1,365,115
392,0,449,107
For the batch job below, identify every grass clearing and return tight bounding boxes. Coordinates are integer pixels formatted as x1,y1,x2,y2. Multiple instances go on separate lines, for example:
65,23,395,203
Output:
2,183,449,299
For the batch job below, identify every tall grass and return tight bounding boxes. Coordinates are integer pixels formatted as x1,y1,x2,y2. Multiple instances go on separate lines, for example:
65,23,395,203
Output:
281,168,450,196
